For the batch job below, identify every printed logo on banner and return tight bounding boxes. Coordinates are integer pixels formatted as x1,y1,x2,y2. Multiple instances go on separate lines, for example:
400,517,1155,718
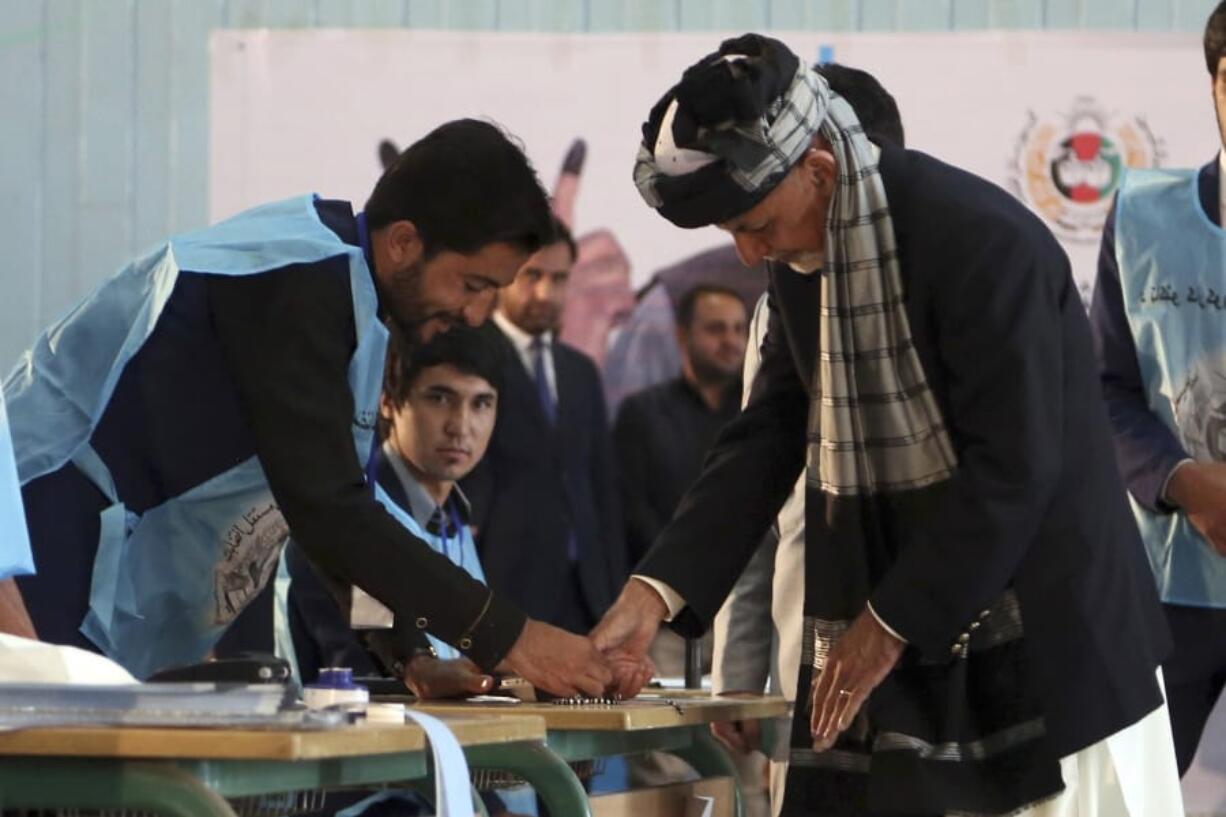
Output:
1009,97,1165,244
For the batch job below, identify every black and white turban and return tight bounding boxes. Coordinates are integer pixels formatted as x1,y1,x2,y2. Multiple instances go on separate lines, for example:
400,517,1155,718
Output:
633,34,826,228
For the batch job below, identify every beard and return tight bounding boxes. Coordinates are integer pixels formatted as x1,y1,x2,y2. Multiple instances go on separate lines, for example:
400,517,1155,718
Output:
690,352,740,387
784,250,824,274
382,260,460,345
513,302,561,336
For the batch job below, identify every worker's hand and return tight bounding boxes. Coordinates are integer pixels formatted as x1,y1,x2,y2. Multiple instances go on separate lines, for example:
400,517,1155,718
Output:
590,579,669,697
502,618,612,697
1167,461,1226,556
604,648,656,698
711,718,761,754
808,610,904,752
402,655,494,700
0,578,37,640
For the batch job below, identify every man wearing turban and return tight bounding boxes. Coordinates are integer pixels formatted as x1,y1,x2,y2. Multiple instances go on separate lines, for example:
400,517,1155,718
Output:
592,35,1183,816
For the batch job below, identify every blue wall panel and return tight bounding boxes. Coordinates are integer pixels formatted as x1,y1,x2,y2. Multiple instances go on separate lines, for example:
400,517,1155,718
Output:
0,0,1218,365
77,1,135,304
588,0,679,31
0,1,44,363
951,0,992,29
38,0,83,330
315,0,409,27
497,0,586,31
678,0,770,30
134,0,174,250
993,0,1045,27
169,0,226,237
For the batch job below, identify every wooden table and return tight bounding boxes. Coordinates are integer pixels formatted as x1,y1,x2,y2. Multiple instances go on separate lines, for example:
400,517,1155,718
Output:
413,694,789,817
0,713,590,817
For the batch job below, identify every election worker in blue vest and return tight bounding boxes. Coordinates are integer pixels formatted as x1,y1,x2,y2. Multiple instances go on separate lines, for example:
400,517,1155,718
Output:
288,323,503,697
0,388,35,638
1090,1,1226,777
1,119,614,696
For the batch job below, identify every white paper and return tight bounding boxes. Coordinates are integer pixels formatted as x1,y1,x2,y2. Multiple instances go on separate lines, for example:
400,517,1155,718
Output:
0,633,137,685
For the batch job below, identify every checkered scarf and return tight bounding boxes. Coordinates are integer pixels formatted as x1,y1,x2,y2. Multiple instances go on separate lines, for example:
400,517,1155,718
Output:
634,34,956,497
802,70,957,496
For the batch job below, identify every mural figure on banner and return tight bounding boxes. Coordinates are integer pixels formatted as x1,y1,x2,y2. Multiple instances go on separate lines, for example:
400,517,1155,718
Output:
549,140,637,368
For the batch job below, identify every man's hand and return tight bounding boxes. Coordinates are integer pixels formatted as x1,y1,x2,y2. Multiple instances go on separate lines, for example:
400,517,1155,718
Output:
605,648,657,697
809,609,904,751
711,718,762,754
403,654,493,700
1167,461,1226,556
590,578,669,697
0,578,36,640
501,618,612,697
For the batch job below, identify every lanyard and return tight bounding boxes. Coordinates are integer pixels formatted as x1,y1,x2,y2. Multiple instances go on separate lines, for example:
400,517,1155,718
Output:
364,438,380,495
356,210,384,494
437,502,466,570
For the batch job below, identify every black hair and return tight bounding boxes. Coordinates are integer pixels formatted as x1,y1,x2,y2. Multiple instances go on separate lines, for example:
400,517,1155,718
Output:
1206,1,1226,76
379,323,502,438
675,284,747,330
815,63,906,148
365,119,553,259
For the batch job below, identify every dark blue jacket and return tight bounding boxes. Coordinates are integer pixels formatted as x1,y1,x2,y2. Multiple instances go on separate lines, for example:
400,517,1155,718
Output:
638,145,1170,761
461,323,626,633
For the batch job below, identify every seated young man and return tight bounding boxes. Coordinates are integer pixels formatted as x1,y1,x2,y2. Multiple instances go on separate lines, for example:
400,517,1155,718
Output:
287,324,501,699
291,326,533,817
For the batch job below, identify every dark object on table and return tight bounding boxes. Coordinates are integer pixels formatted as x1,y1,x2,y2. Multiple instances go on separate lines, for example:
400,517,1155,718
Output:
146,652,292,684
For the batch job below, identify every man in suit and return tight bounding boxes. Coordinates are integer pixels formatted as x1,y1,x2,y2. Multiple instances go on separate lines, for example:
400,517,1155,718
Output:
614,284,748,569
463,217,625,635
708,62,908,817
1089,0,1226,777
614,283,746,678
590,34,1181,816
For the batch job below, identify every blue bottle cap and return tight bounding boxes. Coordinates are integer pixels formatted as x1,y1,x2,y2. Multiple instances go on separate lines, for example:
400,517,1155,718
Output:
316,667,357,689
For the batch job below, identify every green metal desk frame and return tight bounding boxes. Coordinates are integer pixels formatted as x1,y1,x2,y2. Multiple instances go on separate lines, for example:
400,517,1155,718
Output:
0,738,591,817
546,723,745,817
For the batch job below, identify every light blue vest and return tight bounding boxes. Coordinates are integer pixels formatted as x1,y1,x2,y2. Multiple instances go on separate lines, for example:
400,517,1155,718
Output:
0,391,33,581
1116,167,1226,607
372,480,485,661
2,195,392,677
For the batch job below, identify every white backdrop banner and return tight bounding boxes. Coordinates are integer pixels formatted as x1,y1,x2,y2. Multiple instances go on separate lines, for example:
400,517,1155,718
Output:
210,29,1217,303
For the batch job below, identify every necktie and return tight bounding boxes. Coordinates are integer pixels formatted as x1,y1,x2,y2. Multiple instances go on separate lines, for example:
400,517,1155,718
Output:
530,336,557,424
531,336,576,561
